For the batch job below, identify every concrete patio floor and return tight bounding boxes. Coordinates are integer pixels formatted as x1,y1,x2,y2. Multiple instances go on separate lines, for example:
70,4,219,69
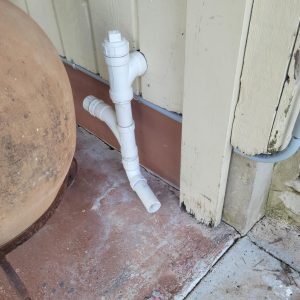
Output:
0,127,299,299
0,128,238,299
188,217,300,299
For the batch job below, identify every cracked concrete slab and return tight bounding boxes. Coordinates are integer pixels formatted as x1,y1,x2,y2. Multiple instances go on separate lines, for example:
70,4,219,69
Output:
187,237,300,300
249,217,300,272
4,128,238,300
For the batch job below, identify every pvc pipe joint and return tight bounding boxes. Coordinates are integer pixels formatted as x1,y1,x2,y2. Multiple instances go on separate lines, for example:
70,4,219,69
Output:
83,95,120,143
102,30,147,103
83,30,161,213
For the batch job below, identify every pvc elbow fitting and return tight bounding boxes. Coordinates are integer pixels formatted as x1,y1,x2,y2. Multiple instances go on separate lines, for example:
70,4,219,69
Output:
83,96,120,143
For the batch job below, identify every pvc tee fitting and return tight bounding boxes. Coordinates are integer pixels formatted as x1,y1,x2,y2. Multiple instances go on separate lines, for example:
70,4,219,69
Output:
83,30,161,214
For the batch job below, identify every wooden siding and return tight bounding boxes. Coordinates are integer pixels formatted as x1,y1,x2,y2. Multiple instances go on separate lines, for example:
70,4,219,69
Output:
231,0,300,155
9,0,184,112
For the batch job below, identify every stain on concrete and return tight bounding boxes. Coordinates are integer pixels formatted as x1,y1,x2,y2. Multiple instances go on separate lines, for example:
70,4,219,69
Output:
249,217,300,272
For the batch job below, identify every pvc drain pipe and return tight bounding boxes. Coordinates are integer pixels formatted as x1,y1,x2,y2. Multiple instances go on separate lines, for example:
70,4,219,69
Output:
83,30,161,213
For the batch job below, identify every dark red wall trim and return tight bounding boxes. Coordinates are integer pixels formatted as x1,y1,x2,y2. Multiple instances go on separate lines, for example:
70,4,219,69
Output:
65,64,181,187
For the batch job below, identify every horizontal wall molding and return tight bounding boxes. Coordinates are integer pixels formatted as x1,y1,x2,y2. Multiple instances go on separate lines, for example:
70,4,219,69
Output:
62,57,182,123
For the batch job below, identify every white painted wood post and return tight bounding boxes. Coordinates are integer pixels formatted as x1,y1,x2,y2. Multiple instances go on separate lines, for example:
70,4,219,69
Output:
180,0,253,226
231,0,300,155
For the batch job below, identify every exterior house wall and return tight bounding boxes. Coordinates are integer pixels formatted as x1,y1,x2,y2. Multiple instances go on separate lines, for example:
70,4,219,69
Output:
9,0,185,113
231,0,300,155
8,0,300,230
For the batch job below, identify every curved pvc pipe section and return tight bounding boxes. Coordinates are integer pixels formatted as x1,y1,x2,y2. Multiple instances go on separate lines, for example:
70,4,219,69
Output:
83,96,161,213
234,137,300,163
83,96,120,143
83,30,161,213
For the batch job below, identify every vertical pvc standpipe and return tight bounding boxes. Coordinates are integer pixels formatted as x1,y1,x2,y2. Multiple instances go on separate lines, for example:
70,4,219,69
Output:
101,30,161,213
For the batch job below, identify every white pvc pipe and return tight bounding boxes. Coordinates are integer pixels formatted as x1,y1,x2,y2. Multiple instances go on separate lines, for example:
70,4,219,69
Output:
61,57,182,123
83,95,120,143
83,30,161,213
83,95,161,213
134,180,161,213
115,102,133,128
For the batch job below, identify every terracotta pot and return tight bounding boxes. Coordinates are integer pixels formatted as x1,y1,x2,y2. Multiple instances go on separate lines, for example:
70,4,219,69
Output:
0,1,76,247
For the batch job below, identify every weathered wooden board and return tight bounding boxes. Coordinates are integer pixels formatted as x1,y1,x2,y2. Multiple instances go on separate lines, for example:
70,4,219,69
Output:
26,0,65,55
88,0,138,82
180,0,251,226
53,0,97,73
231,0,300,155
270,30,300,151
8,0,187,111
137,0,186,113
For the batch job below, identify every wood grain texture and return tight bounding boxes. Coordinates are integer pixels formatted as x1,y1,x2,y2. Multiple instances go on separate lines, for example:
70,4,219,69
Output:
88,0,138,82
9,0,187,111
26,0,65,55
270,30,300,151
53,0,97,72
231,0,300,155
180,0,251,226
137,0,186,113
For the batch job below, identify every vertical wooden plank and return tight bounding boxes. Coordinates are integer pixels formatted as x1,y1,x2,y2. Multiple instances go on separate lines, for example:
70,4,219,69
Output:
137,0,186,113
231,0,300,155
269,31,300,151
9,0,28,12
26,0,65,55
53,0,97,73
88,0,138,81
180,0,251,225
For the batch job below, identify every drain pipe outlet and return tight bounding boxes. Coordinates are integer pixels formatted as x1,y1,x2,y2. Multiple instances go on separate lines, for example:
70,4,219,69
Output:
83,30,161,213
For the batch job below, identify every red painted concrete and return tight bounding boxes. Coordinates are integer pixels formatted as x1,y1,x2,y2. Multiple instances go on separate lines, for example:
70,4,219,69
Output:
0,265,19,299
65,64,181,187
4,128,238,299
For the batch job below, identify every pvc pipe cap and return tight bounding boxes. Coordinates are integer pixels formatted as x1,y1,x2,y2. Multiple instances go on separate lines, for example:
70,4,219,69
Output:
108,30,121,42
103,30,129,58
